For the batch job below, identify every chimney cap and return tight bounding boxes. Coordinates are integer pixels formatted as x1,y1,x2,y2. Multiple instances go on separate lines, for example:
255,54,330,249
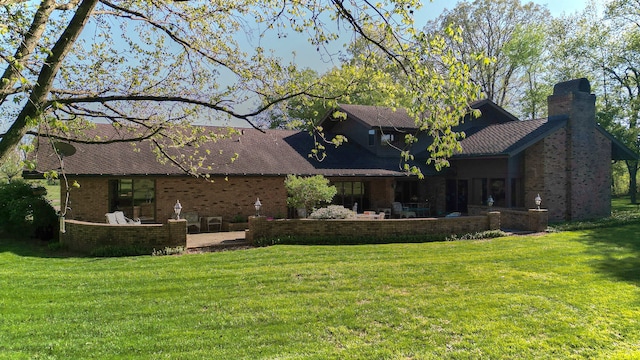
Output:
553,78,591,96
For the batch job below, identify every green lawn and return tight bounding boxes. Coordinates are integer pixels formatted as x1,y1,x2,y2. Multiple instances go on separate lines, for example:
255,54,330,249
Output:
1,223,639,359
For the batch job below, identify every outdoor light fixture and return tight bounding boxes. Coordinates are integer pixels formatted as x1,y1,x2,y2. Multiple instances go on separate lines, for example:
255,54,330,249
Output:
174,200,182,219
487,195,494,207
535,194,542,210
254,198,262,217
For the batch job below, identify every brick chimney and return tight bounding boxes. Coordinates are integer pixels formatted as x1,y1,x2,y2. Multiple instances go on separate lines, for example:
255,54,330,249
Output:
545,78,611,220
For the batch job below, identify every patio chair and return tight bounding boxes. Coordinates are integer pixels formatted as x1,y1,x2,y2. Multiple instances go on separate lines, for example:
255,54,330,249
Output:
205,216,223,232
105,212,118,224
113,211,141,225
392,202,415,218
183,212,200,233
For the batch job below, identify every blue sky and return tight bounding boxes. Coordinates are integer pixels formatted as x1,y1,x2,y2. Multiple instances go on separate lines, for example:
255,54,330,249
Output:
422,0,588,19
226,0,592,125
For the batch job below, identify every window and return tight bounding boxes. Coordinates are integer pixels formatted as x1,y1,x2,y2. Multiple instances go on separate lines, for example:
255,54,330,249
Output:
368,129,376,146
381,133,394,145
332,181,368,210
109,178,155,222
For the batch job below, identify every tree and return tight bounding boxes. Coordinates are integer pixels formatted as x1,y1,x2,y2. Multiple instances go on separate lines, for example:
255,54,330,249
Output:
267,29,415,129
0,147,23,183
0,0,480,179
285,175,337,217
424,0,550,118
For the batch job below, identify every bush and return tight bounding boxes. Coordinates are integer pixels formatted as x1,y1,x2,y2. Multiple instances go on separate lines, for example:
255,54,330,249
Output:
285,175,337,217
0,181,58,240
309,205,356,219
152,246,185,256
90,245,149,257
445,230,509,241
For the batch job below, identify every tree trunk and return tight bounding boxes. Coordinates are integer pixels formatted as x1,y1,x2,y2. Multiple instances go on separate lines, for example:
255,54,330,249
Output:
0,0,57,104
626,160,638,204
0,0,98,164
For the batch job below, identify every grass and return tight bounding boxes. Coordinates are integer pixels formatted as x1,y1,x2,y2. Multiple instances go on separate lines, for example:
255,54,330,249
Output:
1,223,639,358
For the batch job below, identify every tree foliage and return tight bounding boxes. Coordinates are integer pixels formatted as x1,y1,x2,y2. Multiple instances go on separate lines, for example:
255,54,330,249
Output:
0,146,23,182
0,0,480,178
424,0,550,118
0,180,58,240
285,174,337,217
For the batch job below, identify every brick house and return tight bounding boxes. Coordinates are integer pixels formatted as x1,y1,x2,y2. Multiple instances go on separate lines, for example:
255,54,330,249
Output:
25,78,636,224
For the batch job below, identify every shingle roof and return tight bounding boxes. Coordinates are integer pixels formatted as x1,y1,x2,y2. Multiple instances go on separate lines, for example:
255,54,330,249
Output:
337,104,418,130
28,123,427,177
457,118,566,157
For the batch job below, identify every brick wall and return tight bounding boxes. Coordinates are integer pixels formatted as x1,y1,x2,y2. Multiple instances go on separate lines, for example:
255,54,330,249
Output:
467,205,548,232
155,176,288,222
543,129,568,221
63,177,110,222
246,212,501,243
61,219,186,254
67,175,288,224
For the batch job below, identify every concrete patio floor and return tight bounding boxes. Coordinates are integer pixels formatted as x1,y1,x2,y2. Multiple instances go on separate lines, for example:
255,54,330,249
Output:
186,231,249,251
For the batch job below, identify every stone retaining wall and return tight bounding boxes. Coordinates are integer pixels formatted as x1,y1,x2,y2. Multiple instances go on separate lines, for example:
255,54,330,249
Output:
60,219,187,254
246,212,501,244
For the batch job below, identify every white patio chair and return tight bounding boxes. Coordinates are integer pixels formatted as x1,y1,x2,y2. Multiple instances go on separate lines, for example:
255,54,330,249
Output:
105,212,118,224
113,211,141,225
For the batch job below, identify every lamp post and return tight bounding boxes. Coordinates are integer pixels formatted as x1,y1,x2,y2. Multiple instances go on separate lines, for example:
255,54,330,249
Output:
487,195,494,207
254,198,262,217
174,200,182,219
535,194,542,210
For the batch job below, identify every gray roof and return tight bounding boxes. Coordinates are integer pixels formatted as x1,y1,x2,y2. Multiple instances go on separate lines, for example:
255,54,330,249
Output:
457,118,566,157
457,117,638,160
27,123,427,177
332,104,418,130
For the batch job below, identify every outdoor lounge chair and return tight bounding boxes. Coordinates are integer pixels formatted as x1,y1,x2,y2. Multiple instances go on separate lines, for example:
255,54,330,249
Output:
113,211,141,224
183,212,200,233
105,212,118,224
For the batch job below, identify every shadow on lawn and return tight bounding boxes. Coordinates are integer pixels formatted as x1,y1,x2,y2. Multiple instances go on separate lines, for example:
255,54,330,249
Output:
578,224,640,286
0,237,85,259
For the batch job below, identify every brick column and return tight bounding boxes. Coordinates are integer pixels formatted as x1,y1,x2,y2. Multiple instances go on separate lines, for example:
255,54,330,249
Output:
488,211,501,230
167,219,187,247
527,209,548,232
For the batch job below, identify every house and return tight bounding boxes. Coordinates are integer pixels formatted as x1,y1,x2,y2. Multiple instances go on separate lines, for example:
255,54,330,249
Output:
24,78,636,224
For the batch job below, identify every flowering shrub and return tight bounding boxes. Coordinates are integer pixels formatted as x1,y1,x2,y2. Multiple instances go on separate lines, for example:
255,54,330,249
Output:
309,205,356,219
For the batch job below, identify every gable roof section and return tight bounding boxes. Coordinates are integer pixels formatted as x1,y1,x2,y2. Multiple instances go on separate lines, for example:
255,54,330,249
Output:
331,104,418,130
320,99,518,133
595,125,638,160
457,117,638,160
456,118,567,158
26,123,429,178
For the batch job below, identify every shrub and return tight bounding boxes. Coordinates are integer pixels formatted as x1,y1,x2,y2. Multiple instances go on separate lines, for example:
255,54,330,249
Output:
152,246,185,256
445,230,509,241
90,245,149,257
309,205,356,219
0,180,58,240
285,175,337,217
231,215,247,223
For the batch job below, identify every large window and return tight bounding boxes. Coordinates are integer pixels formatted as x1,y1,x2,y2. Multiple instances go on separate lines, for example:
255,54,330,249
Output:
332,181,368,211
108,178,155,222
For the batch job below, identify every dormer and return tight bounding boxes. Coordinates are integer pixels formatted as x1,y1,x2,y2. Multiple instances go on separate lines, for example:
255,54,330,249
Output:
317,100,518,158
